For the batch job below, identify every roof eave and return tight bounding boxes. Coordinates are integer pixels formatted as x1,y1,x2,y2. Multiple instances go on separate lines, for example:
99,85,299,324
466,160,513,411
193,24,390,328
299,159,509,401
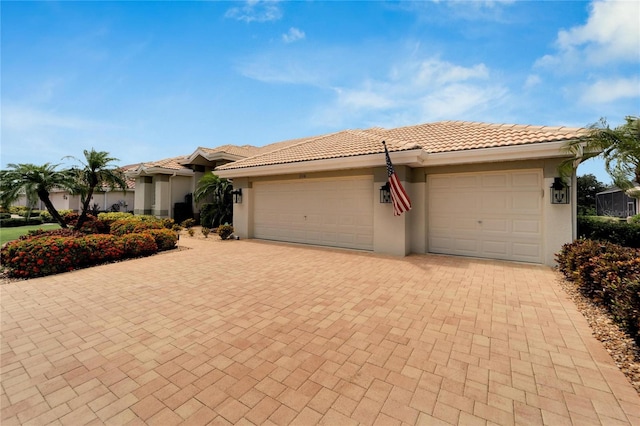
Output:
422,140,574,167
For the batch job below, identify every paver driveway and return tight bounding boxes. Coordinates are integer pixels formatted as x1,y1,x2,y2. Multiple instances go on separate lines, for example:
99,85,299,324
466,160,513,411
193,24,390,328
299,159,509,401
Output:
2,237,640,425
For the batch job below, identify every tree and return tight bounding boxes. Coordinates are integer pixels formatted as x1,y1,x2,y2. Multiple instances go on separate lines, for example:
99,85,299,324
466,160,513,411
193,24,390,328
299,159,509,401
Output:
66,149,127,230
194,172,233,227
562,116,640,198
576,174,607,216
0,163,75,228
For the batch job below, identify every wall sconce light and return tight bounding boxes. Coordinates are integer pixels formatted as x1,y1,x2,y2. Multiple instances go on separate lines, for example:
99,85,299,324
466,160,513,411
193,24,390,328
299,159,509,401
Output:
63,195,68,200
231,188,243,204
550,177,570,204
380,183,391,204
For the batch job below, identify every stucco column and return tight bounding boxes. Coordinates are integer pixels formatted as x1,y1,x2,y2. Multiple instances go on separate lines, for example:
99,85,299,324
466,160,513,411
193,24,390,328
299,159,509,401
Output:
153,175,171,218
543,161,574,265
134,177,153,215
373,166,411,256
232,178,252,239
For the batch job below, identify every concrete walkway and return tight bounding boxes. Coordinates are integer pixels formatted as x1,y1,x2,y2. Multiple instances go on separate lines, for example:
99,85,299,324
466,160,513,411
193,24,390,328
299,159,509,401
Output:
2,237,639,425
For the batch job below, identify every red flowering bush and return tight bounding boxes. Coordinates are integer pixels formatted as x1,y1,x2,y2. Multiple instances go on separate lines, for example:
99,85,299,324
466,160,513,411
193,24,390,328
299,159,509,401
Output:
145,228,178,251
1,214,179,279
120,233,158,258
1,234,124,278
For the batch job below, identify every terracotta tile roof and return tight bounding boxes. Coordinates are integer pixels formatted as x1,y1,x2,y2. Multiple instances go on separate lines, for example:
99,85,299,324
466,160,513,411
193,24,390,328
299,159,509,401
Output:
197,145,262,158
216,120,585,171
377,120,586,153
134,156,190,171
216,129,417,171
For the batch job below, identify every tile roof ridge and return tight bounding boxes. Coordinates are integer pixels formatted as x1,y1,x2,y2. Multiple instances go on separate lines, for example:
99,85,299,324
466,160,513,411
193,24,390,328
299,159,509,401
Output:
221,130,349,167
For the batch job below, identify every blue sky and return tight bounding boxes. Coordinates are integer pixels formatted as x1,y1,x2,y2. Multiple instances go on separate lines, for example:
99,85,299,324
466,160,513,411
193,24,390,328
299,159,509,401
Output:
2,0,639,184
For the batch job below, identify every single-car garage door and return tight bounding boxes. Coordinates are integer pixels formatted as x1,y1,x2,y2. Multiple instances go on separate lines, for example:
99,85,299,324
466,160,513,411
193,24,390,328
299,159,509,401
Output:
428,170,543,263
253,177,374,250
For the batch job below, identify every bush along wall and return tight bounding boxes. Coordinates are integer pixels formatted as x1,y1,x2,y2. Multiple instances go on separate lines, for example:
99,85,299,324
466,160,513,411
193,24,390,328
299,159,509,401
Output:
1,216,178,279
577,216,640,248
556,239,640,344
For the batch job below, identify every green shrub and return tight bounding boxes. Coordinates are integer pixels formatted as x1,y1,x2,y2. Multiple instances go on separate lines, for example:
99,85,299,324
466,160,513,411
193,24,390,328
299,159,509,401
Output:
217,224,234,240
0,213,11,220
630,214,640,224
577,216,640,248
181,218,196,229
120,233,158,257
0,217,44,227
556,239,640,344
146,228,178,251
201,227,211,238
39,210,73,223
110,218,163,236
98,212,134,227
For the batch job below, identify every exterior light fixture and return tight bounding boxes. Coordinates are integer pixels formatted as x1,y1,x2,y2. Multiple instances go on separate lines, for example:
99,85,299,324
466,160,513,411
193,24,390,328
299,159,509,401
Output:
231,188,243,204
550,177,570,204
380,183,391,203
63,194,68,200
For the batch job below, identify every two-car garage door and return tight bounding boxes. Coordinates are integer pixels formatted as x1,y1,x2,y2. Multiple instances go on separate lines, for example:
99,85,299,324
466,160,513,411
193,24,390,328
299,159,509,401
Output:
428,170,543,263
253,177,374,251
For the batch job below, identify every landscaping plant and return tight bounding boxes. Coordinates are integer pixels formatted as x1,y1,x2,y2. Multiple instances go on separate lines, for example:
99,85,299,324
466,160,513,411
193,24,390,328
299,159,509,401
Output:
556,239,640,343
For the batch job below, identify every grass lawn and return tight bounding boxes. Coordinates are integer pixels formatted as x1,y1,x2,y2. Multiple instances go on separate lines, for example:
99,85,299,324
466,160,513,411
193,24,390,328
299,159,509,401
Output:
0,223,61,246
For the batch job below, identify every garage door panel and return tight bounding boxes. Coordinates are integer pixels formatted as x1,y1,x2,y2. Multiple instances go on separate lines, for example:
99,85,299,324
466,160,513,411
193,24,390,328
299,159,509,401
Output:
428,170,543,263
513,219,540,234
254,178,373,251
482,174,508,188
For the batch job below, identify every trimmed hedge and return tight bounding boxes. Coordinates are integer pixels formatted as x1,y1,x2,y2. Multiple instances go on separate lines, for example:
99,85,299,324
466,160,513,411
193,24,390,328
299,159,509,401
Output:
556,239,640,344
1,215,179,279
577,216,640,248
0,234,125,278
110,218,164,236
145,228,178,251
0,217,44,227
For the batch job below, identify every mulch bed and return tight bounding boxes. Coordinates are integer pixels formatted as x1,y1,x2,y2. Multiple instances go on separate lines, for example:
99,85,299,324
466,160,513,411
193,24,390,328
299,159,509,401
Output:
556,274,640,394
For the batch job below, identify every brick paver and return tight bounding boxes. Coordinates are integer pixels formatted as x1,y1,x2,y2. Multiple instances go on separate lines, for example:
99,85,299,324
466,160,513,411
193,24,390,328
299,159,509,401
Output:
2,238,640,424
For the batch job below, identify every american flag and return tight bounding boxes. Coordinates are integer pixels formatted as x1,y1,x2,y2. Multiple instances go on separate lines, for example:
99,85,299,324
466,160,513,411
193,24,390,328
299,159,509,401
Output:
383,141,411,216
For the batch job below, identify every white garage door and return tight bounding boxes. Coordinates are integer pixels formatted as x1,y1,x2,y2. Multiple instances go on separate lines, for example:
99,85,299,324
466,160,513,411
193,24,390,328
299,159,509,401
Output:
428,170,543,263
253,177,374,250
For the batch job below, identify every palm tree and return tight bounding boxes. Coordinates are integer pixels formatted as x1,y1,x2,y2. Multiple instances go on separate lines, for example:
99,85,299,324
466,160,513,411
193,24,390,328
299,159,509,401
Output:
66,149,127,230
194,172,233,227
0,163,76,228
562,116,640,198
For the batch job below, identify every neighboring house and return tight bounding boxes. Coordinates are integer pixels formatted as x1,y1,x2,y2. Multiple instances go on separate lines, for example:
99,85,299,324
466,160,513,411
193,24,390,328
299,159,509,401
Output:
596,186,640,218
215,121,586,266
12,167,136,214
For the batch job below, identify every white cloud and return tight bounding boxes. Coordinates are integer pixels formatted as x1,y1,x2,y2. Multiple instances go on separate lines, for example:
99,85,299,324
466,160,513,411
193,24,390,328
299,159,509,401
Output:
580,76,640,104
316,57,507,127
524,74,541,90
538,0,640,68
225,0,282,23
282,27,305,44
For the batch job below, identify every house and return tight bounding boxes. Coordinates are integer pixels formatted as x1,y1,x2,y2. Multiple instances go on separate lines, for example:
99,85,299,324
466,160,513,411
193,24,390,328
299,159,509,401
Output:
215,121,586,266
125,143,299,221
596,186,640,217
13,167,136,214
